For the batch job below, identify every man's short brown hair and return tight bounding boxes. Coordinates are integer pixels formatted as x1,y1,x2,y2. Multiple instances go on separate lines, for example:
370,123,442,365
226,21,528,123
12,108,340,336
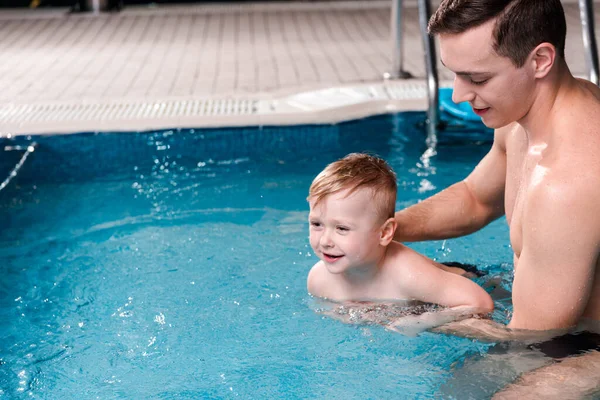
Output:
428,0,566,67
308,153,397,220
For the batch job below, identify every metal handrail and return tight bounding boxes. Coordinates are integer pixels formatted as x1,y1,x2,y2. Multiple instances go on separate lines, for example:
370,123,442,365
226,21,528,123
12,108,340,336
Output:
418,0,439,148
579,0,599,85
389,0,413,79
389,0,439,146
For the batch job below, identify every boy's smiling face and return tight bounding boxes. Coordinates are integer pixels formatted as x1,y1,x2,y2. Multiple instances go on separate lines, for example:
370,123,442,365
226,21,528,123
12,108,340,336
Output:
308,188,389,275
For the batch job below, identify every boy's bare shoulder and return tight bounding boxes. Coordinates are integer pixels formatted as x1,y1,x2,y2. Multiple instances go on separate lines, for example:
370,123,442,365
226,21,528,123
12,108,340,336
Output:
307,261,334,298
383,242,437,280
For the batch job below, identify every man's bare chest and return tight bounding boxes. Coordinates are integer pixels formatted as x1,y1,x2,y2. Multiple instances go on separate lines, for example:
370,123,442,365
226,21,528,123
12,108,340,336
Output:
505,141,543,258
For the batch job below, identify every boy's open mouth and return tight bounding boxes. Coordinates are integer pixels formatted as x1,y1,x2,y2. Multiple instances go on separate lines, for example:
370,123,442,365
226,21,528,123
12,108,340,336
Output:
323,252,343,262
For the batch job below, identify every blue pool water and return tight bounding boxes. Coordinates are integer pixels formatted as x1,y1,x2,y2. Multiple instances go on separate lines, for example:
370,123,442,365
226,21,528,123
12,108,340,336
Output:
0,113,532,399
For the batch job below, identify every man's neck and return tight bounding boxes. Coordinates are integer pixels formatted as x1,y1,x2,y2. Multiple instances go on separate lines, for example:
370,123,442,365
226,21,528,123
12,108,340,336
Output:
517,60,576,144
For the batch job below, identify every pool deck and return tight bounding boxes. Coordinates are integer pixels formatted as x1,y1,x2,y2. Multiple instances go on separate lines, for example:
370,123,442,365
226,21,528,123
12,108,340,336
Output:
0,0,599,134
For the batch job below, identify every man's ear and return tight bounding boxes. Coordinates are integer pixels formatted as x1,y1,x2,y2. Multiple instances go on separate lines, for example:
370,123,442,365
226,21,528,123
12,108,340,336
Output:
380,218,397,246
530,43,556,79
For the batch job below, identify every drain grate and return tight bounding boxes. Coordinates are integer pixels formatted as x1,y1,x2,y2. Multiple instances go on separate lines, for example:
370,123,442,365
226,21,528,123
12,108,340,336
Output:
120,1,392,17
0,99,259,125
0,81,441,135
384,80,453,100
384,81,428,100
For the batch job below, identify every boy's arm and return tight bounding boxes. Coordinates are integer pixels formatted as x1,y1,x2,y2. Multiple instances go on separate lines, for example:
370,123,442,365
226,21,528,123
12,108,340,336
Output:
403,254,494,312
394,125,510,242
387,254,494,335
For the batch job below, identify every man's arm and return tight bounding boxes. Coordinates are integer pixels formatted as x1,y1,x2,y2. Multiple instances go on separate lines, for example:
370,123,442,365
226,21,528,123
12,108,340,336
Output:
434,172,600,341
491,351,600,400
431,317,567,343
508,175,600,330
394,125,510,242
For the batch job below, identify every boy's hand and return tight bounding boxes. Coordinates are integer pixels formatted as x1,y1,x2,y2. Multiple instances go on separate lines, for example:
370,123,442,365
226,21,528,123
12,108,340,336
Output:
386,313,439,337
386,307,483,337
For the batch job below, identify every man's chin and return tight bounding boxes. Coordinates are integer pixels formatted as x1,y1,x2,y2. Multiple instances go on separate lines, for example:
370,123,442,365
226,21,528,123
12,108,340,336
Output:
480,117,504,130
479,113,514,130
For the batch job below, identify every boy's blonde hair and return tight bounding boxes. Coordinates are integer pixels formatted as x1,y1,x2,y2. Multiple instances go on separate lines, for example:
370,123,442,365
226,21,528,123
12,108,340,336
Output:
308,153,397,219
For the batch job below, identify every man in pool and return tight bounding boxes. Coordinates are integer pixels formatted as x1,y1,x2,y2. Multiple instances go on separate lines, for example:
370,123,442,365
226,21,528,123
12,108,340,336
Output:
392,0,600,397
306,153,493,320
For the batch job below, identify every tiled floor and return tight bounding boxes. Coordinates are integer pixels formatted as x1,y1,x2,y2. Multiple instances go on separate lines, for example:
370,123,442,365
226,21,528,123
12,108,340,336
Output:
0,0,598,134
0,1,598,104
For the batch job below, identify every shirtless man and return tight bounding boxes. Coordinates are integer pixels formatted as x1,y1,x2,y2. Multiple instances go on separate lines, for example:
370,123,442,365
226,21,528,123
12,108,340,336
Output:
393,0,600,397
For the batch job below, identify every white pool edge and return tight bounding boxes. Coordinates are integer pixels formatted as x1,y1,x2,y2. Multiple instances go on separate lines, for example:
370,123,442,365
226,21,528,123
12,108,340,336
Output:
0,79,452,136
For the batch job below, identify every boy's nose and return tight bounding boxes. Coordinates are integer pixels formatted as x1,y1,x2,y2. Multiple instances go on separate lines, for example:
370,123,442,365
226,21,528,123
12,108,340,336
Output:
320,231,334,248
452,77,476,104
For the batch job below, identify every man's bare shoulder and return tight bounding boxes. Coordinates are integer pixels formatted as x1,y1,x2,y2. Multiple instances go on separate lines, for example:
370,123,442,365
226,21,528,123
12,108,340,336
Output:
492,122,521,152
545,80,600,176
557,78,600,132
576,77,600,103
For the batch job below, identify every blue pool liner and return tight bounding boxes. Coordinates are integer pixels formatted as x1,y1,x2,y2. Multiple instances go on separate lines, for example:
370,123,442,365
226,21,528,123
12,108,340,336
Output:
439,87,482,122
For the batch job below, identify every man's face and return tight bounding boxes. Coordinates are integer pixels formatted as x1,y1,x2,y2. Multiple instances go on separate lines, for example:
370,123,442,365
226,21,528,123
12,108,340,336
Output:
439,19,536,129
308,188,385,275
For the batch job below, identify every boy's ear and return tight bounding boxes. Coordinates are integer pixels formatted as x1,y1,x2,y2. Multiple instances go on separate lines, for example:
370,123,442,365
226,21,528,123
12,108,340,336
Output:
530,42,556,79
379,218,397,246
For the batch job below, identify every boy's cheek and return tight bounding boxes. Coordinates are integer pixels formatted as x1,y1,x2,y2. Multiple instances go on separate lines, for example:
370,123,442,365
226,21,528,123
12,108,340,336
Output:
308,234,318,249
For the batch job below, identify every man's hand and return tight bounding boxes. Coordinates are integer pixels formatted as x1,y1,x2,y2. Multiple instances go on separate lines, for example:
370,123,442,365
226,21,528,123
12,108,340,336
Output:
432,318,569,344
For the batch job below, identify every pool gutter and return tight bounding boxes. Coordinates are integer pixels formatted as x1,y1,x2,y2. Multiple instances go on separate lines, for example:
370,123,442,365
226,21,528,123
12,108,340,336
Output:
0,79,449,136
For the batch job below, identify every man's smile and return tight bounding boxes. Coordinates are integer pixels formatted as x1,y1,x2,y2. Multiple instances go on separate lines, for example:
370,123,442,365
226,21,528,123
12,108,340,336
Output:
472,106,490,116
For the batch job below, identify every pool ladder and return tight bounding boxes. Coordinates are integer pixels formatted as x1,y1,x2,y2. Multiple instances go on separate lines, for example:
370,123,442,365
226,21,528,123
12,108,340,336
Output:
0,141,37,192
389,0,600,146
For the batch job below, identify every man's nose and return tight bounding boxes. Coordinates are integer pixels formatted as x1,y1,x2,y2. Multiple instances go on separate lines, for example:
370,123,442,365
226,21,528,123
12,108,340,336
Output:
452,76,475,104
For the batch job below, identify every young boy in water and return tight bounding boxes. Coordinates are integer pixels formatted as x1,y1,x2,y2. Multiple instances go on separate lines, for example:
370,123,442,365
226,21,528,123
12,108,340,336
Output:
307,153,493,317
